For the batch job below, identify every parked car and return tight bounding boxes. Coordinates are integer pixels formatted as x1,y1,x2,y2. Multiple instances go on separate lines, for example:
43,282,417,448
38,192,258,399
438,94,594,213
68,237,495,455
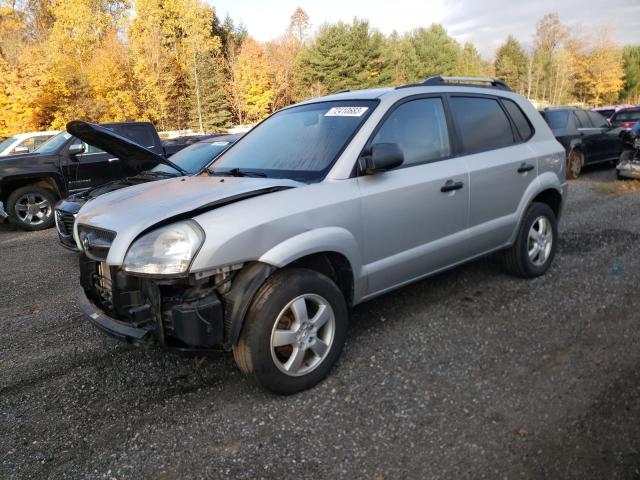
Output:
74,76,566,394
0,131,59,156
610,106,640,130
592,104,634,120
541,106,622,179
616,121,640,180
0,122,191,231
55,126,240,250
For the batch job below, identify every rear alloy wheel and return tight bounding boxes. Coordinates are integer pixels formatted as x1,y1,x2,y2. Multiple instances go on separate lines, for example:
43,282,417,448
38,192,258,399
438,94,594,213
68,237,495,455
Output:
502,202,558,278
233,268,348,395
566,149,583,180
7,185,57,231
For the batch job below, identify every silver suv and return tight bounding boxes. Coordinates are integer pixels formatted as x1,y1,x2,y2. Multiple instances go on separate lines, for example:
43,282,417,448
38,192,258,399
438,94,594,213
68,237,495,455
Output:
74,77,567,394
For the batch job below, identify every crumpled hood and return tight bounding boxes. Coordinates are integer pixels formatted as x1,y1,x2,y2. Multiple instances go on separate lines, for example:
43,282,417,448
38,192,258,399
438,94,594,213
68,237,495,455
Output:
74,175,301,262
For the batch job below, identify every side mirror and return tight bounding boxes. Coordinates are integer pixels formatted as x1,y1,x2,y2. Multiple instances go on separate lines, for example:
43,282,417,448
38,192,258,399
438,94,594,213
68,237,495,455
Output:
360,143,404,174
68,143,85,158
13,146,29,154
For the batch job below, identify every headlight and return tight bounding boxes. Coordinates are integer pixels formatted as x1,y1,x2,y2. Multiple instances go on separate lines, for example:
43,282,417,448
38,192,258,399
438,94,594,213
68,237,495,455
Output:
123,220,204,275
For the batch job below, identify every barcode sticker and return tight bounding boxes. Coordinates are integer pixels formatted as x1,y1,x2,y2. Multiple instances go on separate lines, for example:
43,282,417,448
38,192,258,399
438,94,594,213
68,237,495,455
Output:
325,106,369,117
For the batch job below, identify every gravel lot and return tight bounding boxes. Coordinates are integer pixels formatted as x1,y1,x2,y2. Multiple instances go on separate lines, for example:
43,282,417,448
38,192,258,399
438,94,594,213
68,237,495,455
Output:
1,166,640,480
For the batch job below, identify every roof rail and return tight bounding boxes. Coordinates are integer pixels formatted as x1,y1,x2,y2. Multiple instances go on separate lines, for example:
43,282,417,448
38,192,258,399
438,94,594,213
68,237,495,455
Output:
397,76,512,92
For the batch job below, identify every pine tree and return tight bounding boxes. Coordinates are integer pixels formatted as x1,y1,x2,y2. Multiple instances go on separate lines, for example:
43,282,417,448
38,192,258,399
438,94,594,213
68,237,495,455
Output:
495,36,528,94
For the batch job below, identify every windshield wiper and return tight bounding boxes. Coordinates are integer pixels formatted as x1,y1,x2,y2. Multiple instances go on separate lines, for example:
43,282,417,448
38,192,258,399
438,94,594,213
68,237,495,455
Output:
210,167,267,178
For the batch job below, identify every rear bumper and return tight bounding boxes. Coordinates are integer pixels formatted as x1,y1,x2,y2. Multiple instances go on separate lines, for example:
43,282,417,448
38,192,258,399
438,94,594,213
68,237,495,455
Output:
77,287,153,344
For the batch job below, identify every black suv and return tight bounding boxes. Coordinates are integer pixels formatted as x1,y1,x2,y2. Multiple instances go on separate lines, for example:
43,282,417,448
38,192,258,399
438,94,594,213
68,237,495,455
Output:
0,122,190,231
541,107,622,179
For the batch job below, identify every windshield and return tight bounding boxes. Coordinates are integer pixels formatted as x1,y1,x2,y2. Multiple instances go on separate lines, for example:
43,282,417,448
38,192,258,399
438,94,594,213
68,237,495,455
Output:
152,140,235,175
0,136,18,152
544,110,569,129
210,100,377,182
35,132,72,154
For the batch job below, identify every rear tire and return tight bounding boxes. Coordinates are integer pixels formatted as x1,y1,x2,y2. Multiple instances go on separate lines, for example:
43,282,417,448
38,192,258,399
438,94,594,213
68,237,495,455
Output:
566,149,583,180
233,268,349,395
6,185,57,231
502,202,558,278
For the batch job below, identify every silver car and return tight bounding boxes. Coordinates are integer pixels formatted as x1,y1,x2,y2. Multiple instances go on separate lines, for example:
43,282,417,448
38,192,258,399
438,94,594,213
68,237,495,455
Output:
74,77,567,394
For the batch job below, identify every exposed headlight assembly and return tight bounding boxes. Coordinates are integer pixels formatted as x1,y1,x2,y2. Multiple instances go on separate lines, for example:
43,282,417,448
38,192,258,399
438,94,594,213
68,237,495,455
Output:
123,220,204,275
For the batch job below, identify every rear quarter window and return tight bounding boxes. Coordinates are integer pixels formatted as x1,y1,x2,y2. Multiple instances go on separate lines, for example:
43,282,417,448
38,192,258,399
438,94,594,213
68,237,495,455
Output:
502,99,534,141
450,96,515,153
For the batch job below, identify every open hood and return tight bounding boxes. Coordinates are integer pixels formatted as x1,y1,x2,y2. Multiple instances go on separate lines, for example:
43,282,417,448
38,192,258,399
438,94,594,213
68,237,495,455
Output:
66,121,187,175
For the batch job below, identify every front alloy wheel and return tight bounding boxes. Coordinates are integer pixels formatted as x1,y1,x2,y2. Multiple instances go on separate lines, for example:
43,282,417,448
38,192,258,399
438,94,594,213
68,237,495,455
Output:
270,294,336,376
234,268,348,395
7,185,57,231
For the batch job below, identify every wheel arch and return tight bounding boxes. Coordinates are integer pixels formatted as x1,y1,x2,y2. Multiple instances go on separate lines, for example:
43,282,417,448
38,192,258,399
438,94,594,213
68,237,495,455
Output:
1,175,63,203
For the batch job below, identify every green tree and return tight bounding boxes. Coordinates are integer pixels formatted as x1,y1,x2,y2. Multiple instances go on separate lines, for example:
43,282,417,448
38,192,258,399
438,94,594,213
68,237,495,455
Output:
495,36,528,93
621,45,640,103
409,24,460,78
456,42,488,77
295,19,386,98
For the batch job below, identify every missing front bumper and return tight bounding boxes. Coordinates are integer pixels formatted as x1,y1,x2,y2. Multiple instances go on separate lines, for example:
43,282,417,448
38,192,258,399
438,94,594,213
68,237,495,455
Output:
78,257,226,350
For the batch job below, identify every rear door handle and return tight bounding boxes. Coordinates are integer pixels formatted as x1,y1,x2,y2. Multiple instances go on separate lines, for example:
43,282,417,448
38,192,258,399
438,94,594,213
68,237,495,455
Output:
517,163,535,173
440,180,464,192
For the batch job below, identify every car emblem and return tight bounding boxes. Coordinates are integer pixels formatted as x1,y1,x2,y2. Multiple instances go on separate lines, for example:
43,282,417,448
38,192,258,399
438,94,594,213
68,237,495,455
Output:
82,235,92,250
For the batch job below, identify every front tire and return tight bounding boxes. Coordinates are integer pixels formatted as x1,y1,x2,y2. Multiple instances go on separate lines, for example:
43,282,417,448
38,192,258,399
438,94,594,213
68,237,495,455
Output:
6,185,57,231
233,268,349,395
502,202,558,278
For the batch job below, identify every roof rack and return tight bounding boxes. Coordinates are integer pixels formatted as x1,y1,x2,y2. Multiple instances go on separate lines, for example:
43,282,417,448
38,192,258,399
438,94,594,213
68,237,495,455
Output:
397,76,512,92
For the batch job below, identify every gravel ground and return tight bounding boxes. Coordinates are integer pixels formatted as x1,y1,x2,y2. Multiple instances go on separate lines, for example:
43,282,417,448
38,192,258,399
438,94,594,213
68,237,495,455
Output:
1,166,640,480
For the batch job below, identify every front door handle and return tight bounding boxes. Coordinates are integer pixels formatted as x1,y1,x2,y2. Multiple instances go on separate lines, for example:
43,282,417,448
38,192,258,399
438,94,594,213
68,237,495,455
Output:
108,158,119,162
517,163,535,173
440,180,464,192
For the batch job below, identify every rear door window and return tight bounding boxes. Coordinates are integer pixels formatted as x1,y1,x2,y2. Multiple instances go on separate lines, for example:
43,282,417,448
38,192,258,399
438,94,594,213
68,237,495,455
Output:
372,97,451,167
502,99,534,141
450,96,515,153
574,110,592,128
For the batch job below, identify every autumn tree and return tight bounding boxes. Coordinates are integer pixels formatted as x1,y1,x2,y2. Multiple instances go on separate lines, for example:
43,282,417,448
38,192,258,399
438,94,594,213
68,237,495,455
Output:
267,7,310,110
495,36,528,94
229,37,274,123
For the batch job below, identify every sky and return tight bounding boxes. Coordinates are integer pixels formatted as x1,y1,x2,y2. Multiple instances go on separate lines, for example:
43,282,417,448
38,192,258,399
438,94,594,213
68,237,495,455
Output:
208,0,640,58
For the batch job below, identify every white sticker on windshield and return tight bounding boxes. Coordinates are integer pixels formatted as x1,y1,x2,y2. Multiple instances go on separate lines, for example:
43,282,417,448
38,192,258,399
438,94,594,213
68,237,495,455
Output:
210,141,230,146
325,106,369,117
63,133,72,139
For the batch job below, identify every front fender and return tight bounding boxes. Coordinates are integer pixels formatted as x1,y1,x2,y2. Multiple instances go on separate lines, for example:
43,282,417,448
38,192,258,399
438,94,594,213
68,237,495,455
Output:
258,226,362,278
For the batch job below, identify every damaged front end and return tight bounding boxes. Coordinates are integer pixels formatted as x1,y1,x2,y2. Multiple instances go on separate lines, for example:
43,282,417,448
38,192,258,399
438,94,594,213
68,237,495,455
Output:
78,254,273,353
